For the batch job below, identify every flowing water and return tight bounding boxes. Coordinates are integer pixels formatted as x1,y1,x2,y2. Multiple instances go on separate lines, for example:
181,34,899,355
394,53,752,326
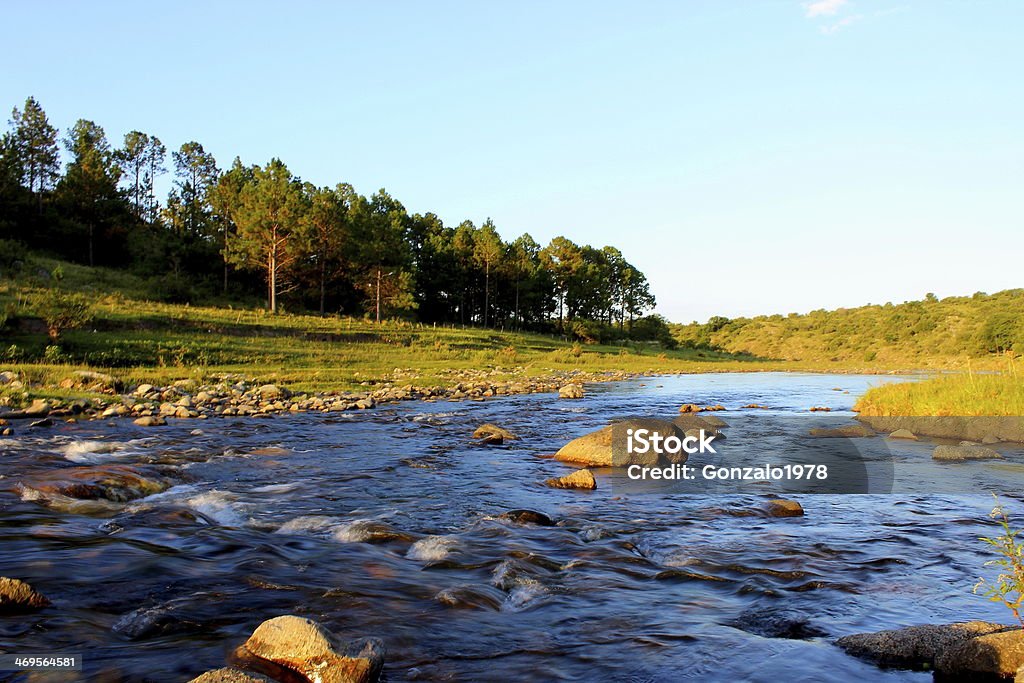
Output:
2,373,1023,682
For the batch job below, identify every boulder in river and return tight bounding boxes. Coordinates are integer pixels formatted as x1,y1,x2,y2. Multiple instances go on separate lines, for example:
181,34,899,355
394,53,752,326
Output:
673,414,726,435
933,445,1002,462
836,621,1008,669
555,418,687,467
0,577,50,615
19,465,171,503
189,669,274,683
236,615,384,683
808,424,875,438
558,383,584,399
545,468,597,490
763,499,804,518
887,429,918,440
500,509,555,526
473,423,518,443
134,415,166,427
934,627,1024,678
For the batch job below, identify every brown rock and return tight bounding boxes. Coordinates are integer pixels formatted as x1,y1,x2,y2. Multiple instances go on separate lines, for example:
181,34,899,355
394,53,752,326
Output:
763,499,804,517
0,577,50,615
473,424,518,441
238,615,384,683
936,628,1024,677
555,418,687,467
933,445,1002,461
558,383,585,399
887,429,918,440
134,416,166,427
545,468,597,490
189,669,274,683
836,621,1008,668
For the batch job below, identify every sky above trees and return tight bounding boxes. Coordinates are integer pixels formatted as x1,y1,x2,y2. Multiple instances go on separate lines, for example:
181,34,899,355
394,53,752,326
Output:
1,1,1021,322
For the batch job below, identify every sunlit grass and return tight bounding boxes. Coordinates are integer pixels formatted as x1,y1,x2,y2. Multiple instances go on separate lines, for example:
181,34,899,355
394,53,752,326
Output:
855,361,1024,416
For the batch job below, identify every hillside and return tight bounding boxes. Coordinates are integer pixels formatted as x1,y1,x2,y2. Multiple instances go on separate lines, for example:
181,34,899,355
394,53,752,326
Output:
671,290,1024,369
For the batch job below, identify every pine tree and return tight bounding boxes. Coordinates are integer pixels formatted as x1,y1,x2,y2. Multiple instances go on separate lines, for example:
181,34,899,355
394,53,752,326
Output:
8,96,60,214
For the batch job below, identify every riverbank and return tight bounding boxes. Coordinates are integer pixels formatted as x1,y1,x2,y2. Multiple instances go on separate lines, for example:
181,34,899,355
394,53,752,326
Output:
854,366,1024,417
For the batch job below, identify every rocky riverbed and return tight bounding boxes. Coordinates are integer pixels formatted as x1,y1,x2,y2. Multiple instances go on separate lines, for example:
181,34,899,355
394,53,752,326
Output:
1,372,1023,681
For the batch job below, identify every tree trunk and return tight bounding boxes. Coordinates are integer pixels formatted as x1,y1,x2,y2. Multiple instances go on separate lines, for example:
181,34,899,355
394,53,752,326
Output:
514,277,520,330
319,257,326,317
375,267,382,324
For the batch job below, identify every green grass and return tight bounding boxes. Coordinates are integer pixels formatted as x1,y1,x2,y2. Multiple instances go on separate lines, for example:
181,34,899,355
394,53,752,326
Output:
855,362,1024,416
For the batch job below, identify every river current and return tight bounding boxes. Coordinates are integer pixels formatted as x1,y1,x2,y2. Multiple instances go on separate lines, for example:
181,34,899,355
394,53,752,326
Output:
2,372,1023,682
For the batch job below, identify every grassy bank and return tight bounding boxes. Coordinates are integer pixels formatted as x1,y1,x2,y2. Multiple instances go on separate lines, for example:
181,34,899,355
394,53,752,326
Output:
855,363,1024,416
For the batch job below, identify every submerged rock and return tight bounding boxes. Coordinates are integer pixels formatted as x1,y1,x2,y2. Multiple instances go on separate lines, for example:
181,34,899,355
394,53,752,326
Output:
0,577,50,615
836,621,1007,669
731,608,826,639
808,424,875,438
19,465,171,503
888,429,918,440
434,584,506,610
763,499,804,518
236,615,384,683
472,423,518,442
545,468,597,490
500,509,555,526
933,445,1002,461
558,383,584,399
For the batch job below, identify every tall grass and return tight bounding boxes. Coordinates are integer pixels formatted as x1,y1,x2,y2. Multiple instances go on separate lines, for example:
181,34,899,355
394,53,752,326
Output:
855,360,1024,416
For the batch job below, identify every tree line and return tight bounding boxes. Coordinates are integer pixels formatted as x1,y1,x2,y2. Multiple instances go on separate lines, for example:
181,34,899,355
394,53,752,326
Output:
0,96,672,345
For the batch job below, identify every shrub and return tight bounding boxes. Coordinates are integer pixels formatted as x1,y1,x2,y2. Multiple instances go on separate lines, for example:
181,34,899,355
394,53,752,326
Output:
31,291,95,341
974,496,1024,627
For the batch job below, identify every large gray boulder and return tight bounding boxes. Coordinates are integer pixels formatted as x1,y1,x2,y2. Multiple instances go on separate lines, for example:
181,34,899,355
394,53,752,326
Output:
933,445,1002,461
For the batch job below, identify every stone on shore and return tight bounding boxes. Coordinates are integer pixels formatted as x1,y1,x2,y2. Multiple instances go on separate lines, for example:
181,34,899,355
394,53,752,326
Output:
888,429,918,440
134,415,166,427
545,468,597,490
933,445,1002,461
558,383,584,399
473,424,518,442
0,577,50,615
836,621,1008,668
237,615,384,683
189,669,274,683
809,424,875,438
65,370,123,393
763,499,804,518
257,384,290,400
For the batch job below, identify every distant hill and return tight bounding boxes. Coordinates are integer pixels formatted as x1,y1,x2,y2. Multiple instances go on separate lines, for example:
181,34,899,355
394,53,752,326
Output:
670,290,1024,366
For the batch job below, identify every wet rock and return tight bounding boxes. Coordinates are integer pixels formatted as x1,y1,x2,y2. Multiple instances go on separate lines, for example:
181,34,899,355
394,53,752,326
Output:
742,404,769,409
28,417,53,428
0,577,50,614
933,445,1002,462
935,628,1024,678
836,621,1007,668
545,468,597,490
731,608,827,639
500,509,555,526
673,414,725,436
983,435,1002,445
809,406,832,412
434,584,506,610
20,465,172,502
112,598,206,639
808,424,875,438
555,418,686,467
189,668,274,683
763,499,804,517
888,429,918,440
1,427,12,436
558,383,584,399
134,415,166,427
237,615,384,683
333,520,414,543
857,415,1024,445
134,383,155,396
472,423,518,441
679,403,700,413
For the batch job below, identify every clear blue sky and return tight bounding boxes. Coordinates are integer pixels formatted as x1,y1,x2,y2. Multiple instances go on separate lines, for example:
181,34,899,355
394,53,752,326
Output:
3,0,1021,323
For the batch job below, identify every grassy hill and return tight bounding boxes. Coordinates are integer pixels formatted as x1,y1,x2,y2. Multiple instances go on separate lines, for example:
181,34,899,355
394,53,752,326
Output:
671,290,1024,369
0,256,768,401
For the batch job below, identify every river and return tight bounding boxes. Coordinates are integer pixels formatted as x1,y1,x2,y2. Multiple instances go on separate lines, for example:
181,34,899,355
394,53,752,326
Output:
1,372,1022,682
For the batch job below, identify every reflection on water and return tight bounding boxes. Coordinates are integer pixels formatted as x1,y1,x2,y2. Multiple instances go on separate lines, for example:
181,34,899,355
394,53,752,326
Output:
1,373,1022,681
